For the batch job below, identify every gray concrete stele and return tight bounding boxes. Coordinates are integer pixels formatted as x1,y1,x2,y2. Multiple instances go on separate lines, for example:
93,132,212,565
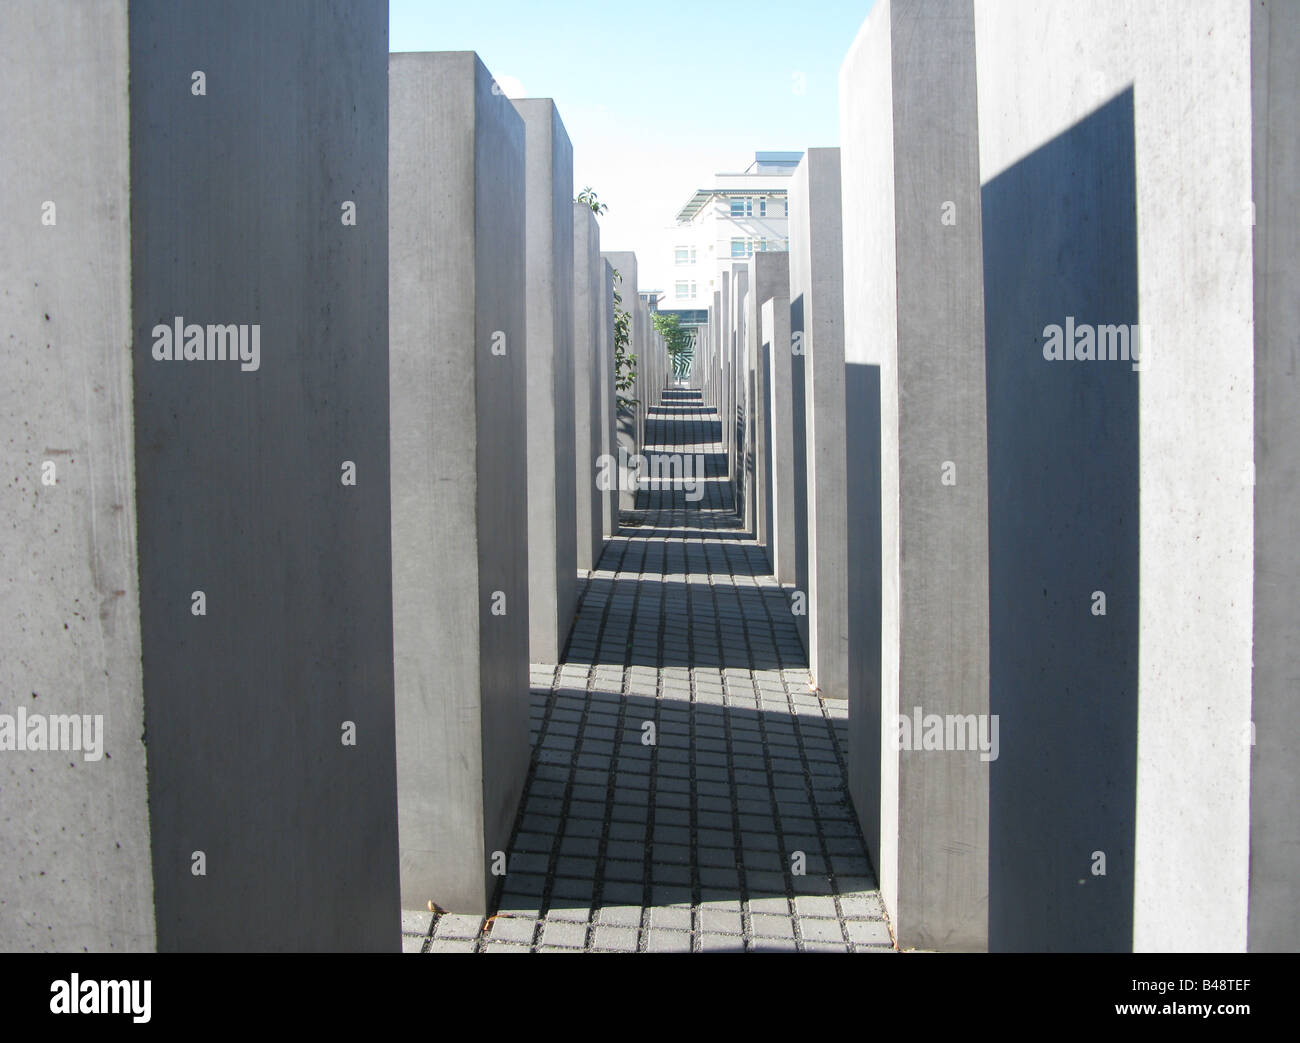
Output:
390,51,531,917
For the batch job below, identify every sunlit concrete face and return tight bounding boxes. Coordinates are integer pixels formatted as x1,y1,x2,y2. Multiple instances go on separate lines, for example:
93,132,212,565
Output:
515,98,578,665
747,252,790,569
975,0,1255,953
600,259,618,538
0,0,155,953
841,0,989,952
787,149,848,704
391,52,530,916
573,204,604,571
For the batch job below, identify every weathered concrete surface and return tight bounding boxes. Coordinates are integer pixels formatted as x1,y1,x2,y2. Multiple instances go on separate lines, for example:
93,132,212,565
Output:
842,0,989,951
788,294,810,658
600,259,618,538
645,310,655,411
637,297,652,445
705,301,715,413
0,0,155,952
660,313,668,397
662,320,670,396
788,150,848,702
573,204,603,570
129,0,398,950
712,291,722,423
640,299,649,427
762,286,796,587
636,313,646,432
1249,0,1300,954
747,253,789,570
731,264,749,522
629,290,644,459
707,304,717,405
719,272,732,507
975,0,1254,951
515,99,577,664
390,52,530,916
744,280,759,549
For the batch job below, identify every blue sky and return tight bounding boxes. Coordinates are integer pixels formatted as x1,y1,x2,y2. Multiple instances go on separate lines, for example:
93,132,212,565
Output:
390,0,876,291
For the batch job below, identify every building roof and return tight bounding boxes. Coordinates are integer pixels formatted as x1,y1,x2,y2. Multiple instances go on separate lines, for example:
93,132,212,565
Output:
674,185,791,223
674,151,802,222
747,151,803,171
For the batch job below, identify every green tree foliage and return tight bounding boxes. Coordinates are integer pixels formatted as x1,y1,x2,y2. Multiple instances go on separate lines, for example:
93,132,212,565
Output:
576,187,608,215
611,269,637,408
652,312,695,381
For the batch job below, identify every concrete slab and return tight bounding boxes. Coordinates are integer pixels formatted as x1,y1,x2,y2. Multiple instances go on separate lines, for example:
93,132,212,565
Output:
515,99,577,663
637,298,651,447
600,259,618,538
719,273,731,503
788,150,848,700
762,288,796,587
975,0,1256,953
390,52,531,916
841,0,989,951
731,264,749,521
573,204,604,571
747,252,790,572
712,292,722,422
0,0,155,952
129,0,398,950
1248,0,1299,954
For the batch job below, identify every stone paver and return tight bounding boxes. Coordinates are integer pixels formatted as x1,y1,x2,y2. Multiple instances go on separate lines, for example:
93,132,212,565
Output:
645,930,693,953
404,391,894,953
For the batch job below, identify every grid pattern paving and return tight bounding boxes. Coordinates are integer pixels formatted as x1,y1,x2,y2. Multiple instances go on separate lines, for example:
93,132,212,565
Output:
403,389,893,953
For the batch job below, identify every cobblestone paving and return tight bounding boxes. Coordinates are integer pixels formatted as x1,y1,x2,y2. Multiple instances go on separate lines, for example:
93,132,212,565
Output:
404,390,893,953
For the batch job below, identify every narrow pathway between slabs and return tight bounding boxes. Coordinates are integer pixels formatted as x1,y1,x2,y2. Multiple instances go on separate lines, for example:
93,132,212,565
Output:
405,389,894,953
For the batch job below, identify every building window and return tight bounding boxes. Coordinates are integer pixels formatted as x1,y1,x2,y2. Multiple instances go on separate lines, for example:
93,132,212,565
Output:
758,198,767,217
731,237,770,258
783,198,789,218
675,280,696,299
730,197,753,218
674,245,695,265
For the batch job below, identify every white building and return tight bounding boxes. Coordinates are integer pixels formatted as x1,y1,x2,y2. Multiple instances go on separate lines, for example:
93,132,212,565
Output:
664,151,802,317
